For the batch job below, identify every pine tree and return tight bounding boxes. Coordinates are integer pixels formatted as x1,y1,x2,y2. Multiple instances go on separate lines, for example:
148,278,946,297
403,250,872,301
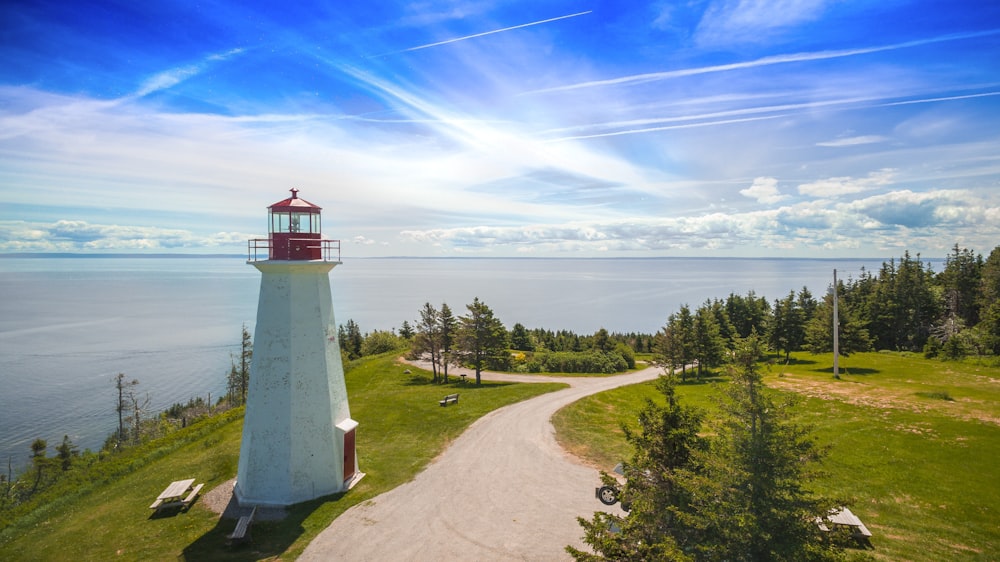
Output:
568,375,705,561
414,302,442,382
692,302,726,378
685,333,840,561
439,303,457,382
55,435,79,472
456,298,508,385
510,322,533,351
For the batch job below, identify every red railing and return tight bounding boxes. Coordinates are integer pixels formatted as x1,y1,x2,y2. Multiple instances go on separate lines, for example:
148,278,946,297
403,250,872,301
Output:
247,238,341,262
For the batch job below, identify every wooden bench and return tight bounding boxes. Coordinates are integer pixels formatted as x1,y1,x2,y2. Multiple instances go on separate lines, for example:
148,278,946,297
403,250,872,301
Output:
439,393,459,406
228,505,257,545
182,483,204,506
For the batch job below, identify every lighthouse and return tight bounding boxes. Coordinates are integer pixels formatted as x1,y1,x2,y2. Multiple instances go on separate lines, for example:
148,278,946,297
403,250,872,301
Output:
235,189,361,507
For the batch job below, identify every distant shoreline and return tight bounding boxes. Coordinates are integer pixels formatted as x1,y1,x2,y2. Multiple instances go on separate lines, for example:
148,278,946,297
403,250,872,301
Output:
0,253,946,261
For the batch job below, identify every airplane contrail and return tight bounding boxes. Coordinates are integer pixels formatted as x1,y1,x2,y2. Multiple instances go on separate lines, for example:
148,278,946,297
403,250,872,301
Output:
388,10,592,55
528,28,1000,95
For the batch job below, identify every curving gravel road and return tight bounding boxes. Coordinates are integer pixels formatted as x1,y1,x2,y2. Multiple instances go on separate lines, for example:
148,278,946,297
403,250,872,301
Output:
299,363,662,561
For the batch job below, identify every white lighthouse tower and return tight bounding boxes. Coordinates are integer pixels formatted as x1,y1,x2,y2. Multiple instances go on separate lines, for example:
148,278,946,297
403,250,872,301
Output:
235,189,361,507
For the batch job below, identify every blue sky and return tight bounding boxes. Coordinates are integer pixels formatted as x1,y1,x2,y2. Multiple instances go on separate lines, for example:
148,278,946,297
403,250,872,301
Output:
1,1,998,257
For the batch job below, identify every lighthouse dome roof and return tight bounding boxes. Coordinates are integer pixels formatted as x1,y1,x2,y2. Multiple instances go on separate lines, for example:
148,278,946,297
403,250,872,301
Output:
269,188,322,212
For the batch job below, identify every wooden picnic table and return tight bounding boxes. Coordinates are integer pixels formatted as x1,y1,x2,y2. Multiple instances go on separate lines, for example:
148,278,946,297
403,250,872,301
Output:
158,479,196,501
150,478,203,512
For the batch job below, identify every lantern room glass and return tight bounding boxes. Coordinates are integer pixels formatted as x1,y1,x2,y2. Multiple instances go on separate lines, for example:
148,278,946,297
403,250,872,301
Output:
271,211,320,234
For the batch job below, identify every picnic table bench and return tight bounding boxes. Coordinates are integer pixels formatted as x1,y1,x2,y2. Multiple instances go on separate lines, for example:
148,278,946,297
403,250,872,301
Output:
439,393,459,406
817,506,872,540
228,505,257,545
150,478,202,513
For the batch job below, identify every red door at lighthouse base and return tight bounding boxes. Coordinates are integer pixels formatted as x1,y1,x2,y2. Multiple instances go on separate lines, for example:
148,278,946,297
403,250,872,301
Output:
343,428,356,482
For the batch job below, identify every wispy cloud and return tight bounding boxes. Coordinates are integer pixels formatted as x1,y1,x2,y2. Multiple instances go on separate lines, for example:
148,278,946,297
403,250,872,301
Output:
816,135,887,147
695,0,833,46
2,3,998,258
798,169,896,198
380,10,592,55
528,29,1000,95
134,48,244,97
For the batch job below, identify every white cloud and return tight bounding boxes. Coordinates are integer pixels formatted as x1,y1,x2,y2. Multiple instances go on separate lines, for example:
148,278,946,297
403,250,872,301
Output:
695,0,835,46
0,220,255,253
816,135,887,147
395,186,1000,256
740,177,787,204
798,168,896,198
845,189,977,228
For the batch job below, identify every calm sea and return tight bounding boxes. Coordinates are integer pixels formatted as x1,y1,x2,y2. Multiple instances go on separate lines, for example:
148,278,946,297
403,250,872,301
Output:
0,255,936,469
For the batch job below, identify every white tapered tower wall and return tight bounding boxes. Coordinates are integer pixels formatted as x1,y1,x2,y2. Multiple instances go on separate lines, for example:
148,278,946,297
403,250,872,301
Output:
235,260,358,507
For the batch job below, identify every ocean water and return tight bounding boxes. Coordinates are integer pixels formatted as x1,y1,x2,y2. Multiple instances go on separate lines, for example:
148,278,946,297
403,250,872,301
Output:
0,255,930,469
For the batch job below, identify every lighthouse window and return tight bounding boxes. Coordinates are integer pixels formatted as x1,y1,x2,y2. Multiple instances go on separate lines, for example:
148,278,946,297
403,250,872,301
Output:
271,211,319,233
271,213,289,233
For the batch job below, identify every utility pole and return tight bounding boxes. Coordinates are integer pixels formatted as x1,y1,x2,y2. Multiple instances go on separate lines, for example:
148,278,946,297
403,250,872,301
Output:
833,269,840,379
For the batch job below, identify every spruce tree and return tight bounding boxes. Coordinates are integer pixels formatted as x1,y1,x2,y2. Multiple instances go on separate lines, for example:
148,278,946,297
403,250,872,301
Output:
685,333,841,561
568,375,705,561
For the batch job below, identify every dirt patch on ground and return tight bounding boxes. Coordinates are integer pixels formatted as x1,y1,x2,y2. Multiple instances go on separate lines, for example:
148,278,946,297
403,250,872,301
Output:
768,374,999,426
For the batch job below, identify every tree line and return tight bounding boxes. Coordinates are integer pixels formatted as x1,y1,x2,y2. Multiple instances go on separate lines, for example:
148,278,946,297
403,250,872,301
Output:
344,243,1000,382
403,300,647,380
655,245,1000,380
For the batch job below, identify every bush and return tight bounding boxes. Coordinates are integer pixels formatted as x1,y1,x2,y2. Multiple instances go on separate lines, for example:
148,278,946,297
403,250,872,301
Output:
524,350,629,374
361,330,406,356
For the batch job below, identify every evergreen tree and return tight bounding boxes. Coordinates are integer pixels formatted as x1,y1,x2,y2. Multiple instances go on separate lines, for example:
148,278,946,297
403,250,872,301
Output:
341,319,364,360
593,328,614,352
978,246,1000,354
439,303,457,383
692,302,726,378
456,297,509,385
768,291,806,362
227,324,253,405
572,334,843,561
725,291,770,339
414,302,442,382
867,253,939,351
654,307,695,381
708,299,737,347
398,320,415,339
568,375,705,561
654,319,687,379
510,322,534,351
939,244,983,329
685,333,840,561
55,435,78,472
805,296,872,357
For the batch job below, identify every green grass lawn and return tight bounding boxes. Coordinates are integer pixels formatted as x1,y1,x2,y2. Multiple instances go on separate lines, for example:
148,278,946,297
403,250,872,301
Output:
553,352,1000,562
0,352,566,561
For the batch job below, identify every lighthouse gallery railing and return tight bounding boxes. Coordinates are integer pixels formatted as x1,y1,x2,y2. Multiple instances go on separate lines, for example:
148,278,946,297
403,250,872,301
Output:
247,238,341,262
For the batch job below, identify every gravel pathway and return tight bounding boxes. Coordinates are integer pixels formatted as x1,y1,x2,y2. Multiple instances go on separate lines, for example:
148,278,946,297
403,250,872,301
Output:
299,363,661,561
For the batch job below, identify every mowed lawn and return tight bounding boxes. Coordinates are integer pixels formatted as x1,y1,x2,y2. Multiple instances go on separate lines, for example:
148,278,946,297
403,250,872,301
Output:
0,353,566,561
553,352,1000,562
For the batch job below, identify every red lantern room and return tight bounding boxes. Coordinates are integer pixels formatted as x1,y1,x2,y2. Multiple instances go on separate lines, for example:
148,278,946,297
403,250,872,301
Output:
268,188,322,260
248,189,340,262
